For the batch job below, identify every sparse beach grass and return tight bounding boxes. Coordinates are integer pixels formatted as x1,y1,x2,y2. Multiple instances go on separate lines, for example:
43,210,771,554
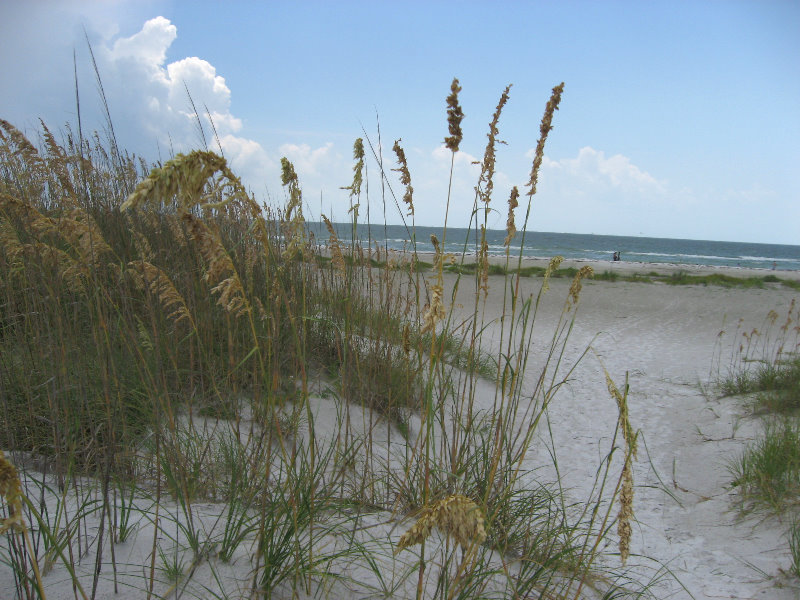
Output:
446,263,800,288
0,83,658,599
717,301,800,576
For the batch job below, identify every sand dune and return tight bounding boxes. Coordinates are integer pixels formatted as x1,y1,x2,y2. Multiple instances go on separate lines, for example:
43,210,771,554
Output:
3,260,798,599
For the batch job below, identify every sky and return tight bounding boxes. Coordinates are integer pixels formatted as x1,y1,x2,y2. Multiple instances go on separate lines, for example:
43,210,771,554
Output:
1,0,798,245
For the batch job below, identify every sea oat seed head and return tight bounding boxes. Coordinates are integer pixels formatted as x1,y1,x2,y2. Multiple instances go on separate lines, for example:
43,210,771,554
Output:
605,372,637,458
323,215,346,276
395,494,486,554
181,213,250,317
526,83,565,199
128,261,193,325
421,284,446,334
444,78,465,152
392,139,414,216
618,460,634,565
504,186,520,247
343,138,365,210
122,151,228,212
402,323,411,355
477,84,512,207
479,227,489,297
280,157,299,187
604,370,637,565
0,450,26,535
541,255,564,294
567,265,593,307
279,158,307,260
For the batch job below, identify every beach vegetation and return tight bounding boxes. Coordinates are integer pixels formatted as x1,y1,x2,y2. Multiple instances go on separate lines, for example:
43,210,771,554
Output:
0,81,661,598
716,302,800,576
445,262,797,289
729,418,800,510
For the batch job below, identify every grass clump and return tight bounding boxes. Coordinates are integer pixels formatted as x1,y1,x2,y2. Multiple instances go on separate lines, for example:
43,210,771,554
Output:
717,302,800,414
729,419,800,510
717,301,800,578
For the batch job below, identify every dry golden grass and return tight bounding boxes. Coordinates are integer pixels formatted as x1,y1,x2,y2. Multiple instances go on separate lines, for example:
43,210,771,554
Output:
128,260,194,325
58,208,113,266
0,450,24,535
477,84,511,208
395,494,487,554
182,212,251,318
504,186,519,247
444,78,464,153
392,140,414,217
526,82,564,199
323,215,346,276
606,372,638,565
567,265,594,307
121,151,229,213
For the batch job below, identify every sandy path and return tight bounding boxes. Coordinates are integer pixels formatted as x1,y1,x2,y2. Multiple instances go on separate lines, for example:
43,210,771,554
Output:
444,267,800,599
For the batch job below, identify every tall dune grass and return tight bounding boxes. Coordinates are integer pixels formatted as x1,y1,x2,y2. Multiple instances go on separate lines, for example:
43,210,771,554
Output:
0,83,655,598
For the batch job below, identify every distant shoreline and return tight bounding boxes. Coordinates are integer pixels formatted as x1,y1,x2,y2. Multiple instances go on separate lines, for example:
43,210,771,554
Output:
368,248,800,282
312,222,800,272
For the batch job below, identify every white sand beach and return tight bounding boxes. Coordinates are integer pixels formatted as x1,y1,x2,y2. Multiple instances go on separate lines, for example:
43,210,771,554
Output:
443,260,800,598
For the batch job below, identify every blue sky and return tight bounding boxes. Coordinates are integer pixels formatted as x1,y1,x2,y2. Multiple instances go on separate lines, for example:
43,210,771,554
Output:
1,1,798,244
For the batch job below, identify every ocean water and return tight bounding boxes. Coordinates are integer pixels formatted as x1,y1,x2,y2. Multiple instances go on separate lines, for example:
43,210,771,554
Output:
309,222,800,272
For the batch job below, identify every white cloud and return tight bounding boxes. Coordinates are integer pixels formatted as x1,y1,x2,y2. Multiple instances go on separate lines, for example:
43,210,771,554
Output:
95,18,242,148
279,143,336,178
220,134,276,189
78,17,274,196
431,144,481,171
538,146,666,196
83,17,352,211
508,146,677,236
207,111,242,134
108,15,176,66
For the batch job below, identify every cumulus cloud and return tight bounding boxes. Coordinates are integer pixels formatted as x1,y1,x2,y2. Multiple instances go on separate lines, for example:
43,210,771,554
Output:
513,146,675,235
107,15,176,66
98,18,241,146
279,143,336,178
538,146,665,196
219,135,275,191
84,17,277,195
